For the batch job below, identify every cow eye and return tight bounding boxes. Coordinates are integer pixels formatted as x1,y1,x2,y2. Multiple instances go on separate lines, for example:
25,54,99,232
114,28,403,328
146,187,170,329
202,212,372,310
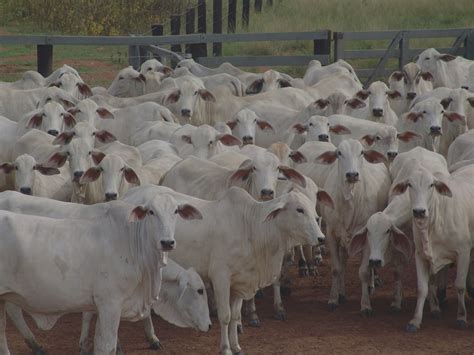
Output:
423,110,427,114
118,76,124,80
15,166,18,170
60,113,64,117
316,216,321,223
194,91,198,96
148,210,154,215
425,57,430,60
309,123,313,127
386,229,391,234
430,183,434,188
337,151,342,156
254,119,257,123
209,141,213,145
252,167,256,171
376,136,382,141
147,67,152,71
296,208,304,214
66,152,70,156
197,288,204,295
88,151,92,155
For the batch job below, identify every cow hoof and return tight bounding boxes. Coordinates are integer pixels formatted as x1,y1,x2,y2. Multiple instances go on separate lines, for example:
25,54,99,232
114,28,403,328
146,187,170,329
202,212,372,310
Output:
389,306,401,314
280,287,292,297
299,268,309,277
360,308,373,317
467,288,474,299
374,277,383,288
149,340,162,350
234,351,244,355
273,312,286,321
248,319,261,327
456,320,468,329
431,310,441,319
80,350,93,355
406,323,419,333
338,294,346,304
255,290,264,299
328,303,338,312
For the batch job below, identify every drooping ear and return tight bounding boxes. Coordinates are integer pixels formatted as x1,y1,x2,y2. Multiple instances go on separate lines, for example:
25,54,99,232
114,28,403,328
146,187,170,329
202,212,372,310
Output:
346,98,366,109
406,111,423,122
316,190,334,209
246,78,264,94
355,89,370,101
443,111,465,122
217,134,241,146
198,89,216,102
348,227,367,257
96,107,115,119
390,71,405,81
397,131,421,142
0,163,15,174
63,112,77,128
420,71,434,82
129,206,149,222
229,160,253,184
80,167,102,183
433,180,452,197
360,134,376,147
34,164,60,175
226,120,237,130
67,107,80,116
391,180,409,195
26,112,43,128
363,150,387,164
263,204,286,222
60,98,75,109
53,131,75,145
467,97,474,108
181,135,193,144
292,123,307,134
289,150,307,164
46,151,68,168
176,204,203,220
278,79,292,88
329,124,351,135
137,73,146,83
256,120,274,132
48,81,60,88
438,54,456,62
94,130,117,144
166,89,181,104
279,166,306,188
158,65,174,76
440,97,453,109
77,83,93,97
390,225,412,259
123,167,140,185
387,90,402,99
91,151,106,165
315,151,337,165
315,99,330,109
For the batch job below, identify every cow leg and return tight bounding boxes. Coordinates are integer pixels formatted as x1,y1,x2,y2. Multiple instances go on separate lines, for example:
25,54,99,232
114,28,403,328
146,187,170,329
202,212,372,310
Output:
338,244,348,303
79,312,94,355
297,246,309,277
0,301,10,355
427,277,441,318
455,251,470,328
142,316,161,349
390,262,403,312
467,261,474,298
5,303,45,354
359,246,372,316
245,298,260,327
93,305,121,355
272,280,286,320
407,254,430,332
213,278,232,355
229,297,243,354
327,229,341,309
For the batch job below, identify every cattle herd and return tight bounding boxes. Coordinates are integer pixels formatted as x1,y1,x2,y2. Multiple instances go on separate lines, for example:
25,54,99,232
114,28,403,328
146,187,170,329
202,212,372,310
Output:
0,47,473,354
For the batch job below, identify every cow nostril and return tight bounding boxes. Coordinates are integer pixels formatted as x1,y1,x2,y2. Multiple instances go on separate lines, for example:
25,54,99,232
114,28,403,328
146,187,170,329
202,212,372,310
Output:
346,172,359,182
19,187,32,195
372,109,384,117
73,171,84,178
387,152,398,160
318,134,329,142
406,92,416,100
242,136,254,145
105,193,118,201
318,237,325,244
413,208,426,218
160,240,176,250
261,189,274,200
181,109,191,117
430,126,442,136
47,130,59,136
369,259,382,268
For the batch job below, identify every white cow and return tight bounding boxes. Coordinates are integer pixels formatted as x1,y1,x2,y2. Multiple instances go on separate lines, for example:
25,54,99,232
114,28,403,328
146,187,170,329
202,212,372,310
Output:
174,68,246,96
461,64,474,92
107,66,147,97
226,108,275,145
292,115,351,144
140,58,174,76
245,69,293,94
0,71,45,90
303,59,361,86
49,72,93,100
447,129,474,171
129,121,182,147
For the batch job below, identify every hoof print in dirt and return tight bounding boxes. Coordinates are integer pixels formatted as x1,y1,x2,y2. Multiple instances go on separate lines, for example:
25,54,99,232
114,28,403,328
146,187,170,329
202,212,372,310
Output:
388,306,401,314
338,294,346,304
328,303,338,312
280,287,292,297
406,323,419,333
149,340,162,350
237,324,244,334
360,308,373,317
248,319,261,327
431,310,441,320
456,320,468,330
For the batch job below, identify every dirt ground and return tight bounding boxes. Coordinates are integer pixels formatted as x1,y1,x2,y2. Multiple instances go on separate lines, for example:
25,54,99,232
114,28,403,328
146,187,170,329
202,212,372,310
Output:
5,257,474,354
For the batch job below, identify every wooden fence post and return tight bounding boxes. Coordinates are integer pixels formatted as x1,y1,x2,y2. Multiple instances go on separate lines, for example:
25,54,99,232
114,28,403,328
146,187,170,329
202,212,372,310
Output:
255,0,262,12
213,0,222,56
196,0,208,58
242,0,250,28
185,7,195,55
37,44,53,76
151,24,163,61
228,0,237,33
128,44,140,69
333,32,345,62
399,34,410,68
170,15,181,53
465,30,474,60
313,30,331,64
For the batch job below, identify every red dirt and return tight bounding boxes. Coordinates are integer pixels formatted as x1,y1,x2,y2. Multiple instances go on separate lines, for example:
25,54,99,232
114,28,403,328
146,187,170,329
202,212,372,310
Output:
5,258,474,354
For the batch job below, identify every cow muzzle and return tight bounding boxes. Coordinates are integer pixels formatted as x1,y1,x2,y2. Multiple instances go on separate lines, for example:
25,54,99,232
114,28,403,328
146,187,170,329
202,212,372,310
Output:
181,109,191,118
345,171,359,183
160,240,176,251
318,134,329,142
429,126,442,137
19,187,32,195
369,259,382,268
260,189,274,201
242,136,254,145
372,108,384,117
105,192,118,201
387,151,398,161
406,92,417,100
413,208,427,219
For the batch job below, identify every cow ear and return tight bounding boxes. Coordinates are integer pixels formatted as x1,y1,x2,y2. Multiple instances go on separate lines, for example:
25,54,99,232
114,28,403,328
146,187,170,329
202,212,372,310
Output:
263,204,286,222
390,226,412,259
387,90,402,99
346,98,366,109
198,89,216,102
67,107,80,116
467,97,474,108
46,151,68,168
279,166,306,188
26,112,43,128
256,120,274,132
157,65,174,76
176,204,203,220
96,107,115,119
166,89,181,104
226,120,237,130
360,134,376,147
420,71,434,82
278,79,292,88
433,180,452,197
390,71,404,81
349,227,367,257
440,97,453,109
246,78,264,94
230,160,253,184
392,180,409,195
80,167,102,184
292,123,307,134
53,131,75,145
181,135,193,144
63,112,77,128
123,167,141,185
397,131,421,142
363,150,387,164
406,112,423,122
60,98,75,109
217,134,241,146
91,151,106,165
444,111,465,123
77,83,93,97
34,164,60,175
316,190,334,209
129,206,149,222
94,130,117,144
137,73,146,83
289,150,307,164
356,89,370,100
315,99,330,109
329,124,351,135
0,163,15,174
438,54,456,62
315,151,337,164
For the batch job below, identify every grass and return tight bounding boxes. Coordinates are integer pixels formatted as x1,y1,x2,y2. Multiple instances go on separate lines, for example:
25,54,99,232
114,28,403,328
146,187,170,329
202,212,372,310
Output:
1,0,474,84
